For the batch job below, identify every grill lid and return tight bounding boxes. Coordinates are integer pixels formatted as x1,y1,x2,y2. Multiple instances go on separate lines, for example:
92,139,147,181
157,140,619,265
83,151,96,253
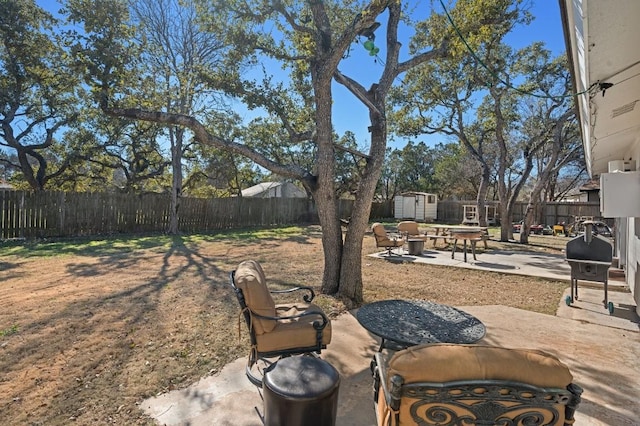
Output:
565,222,612,263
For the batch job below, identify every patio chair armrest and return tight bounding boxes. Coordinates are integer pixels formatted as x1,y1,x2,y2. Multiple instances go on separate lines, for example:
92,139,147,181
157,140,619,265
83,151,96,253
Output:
373,352,402,411
565,383,583,425
269,285,315,303
372,352,384,402
253,307,330,330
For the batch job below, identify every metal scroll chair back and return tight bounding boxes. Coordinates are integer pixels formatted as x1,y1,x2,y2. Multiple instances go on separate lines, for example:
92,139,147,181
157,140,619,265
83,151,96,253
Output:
372,343,582,426
230,260,332,387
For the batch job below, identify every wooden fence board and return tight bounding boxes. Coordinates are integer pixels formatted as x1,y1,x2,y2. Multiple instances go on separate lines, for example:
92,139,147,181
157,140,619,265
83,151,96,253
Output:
436,200,608,226
2,191,612,240
0,191,389,240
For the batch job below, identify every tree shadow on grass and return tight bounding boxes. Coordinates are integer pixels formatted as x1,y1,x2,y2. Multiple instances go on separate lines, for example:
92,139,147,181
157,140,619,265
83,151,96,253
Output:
0,235,251,424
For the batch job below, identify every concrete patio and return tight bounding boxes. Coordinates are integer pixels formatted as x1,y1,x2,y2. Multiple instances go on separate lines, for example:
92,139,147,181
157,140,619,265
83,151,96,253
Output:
141,248,639,425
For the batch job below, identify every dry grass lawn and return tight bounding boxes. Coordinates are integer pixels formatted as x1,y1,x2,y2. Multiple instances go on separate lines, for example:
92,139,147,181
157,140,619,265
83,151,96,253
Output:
0,226,569,425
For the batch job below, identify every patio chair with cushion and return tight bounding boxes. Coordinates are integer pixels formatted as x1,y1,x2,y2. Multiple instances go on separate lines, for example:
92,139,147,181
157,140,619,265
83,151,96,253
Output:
372,222,405,256
230,260,332,387
372,343,582,426
396,221,429,242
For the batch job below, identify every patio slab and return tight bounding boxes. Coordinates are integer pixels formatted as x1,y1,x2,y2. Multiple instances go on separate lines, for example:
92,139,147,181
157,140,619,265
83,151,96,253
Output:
141,243,638,425
368,247,629,291
141,287,639,425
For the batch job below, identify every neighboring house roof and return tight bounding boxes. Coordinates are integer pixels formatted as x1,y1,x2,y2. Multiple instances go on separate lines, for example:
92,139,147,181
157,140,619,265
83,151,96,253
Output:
241,182,307,198
560,189,588,202
578,179,600,192
397,191,437,197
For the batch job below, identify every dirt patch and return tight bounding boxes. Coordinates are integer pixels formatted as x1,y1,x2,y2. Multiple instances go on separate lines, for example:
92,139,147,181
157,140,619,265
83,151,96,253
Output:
0,228,568,425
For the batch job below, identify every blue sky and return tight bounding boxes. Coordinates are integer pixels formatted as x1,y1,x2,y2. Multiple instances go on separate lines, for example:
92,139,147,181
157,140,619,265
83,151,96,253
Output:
332,1,567,150
34,0,566,153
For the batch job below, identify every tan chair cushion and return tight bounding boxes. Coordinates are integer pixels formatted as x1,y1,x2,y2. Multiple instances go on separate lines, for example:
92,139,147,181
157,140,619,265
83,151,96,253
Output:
234,260,276,334
397,221,429,242
373,223,404,247
372,223,387,237
255,303,332,352
377,237,405,247
397,221,419,235
381,344,574,426
388,344,573,388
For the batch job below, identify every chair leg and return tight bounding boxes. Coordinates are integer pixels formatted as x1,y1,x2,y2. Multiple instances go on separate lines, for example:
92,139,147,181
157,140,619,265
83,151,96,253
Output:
245,350,264,387
384,246,398,256
246,364,264,387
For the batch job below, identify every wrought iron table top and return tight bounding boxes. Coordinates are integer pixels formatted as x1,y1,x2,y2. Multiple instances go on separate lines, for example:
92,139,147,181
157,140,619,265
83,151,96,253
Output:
356,299,486,350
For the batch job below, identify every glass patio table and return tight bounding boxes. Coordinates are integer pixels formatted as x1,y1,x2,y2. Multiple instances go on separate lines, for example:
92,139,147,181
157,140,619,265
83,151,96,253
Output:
356,299,486,351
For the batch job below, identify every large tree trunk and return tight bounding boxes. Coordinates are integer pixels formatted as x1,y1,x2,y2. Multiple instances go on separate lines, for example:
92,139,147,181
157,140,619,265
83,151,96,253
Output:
499,201,512,241
476,167,491,226
337,94,387,305
519,202,535,244
313,74,343,296
168,126,183,234
316,200,343,295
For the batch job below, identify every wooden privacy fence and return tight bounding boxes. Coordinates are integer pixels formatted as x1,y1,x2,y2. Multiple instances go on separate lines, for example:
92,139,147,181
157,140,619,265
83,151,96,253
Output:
0,191,393,239
436,200,607,225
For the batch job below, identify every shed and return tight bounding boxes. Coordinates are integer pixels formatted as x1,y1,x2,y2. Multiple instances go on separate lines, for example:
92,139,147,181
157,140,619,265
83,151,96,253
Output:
241,182,307,198
394,192,438,222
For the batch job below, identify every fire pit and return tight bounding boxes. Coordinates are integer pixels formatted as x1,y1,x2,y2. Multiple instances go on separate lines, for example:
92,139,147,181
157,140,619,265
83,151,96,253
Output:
565,221,614,313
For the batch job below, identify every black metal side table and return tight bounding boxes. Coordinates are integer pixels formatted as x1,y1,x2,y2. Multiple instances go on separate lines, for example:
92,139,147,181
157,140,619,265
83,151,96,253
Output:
356,299,486,351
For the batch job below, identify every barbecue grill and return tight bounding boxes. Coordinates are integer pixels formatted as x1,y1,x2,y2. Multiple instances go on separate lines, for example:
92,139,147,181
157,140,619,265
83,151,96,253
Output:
565,221,614,313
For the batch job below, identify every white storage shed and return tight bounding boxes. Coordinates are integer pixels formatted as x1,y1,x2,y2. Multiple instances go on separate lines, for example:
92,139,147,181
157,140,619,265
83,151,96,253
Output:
394,192,438,222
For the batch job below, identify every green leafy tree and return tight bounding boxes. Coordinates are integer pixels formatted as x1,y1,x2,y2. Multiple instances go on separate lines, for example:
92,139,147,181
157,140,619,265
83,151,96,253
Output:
334,131,368,198
377,147,402,201
392,1,579,240
378,141,443,200
513,51,580,243
0,0,83,190
128,0,227,233
432,142,481,200
391,0,531,229
186,111,265,197
71,0,517,305
393,141,438,193
479,46,578,241
64,112,170,193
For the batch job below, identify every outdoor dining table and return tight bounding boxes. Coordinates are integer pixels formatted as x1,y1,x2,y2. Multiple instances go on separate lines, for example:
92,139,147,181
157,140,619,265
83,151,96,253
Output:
424,225,488,250
425,224,487,235
449,229,484,262
355,299,486,351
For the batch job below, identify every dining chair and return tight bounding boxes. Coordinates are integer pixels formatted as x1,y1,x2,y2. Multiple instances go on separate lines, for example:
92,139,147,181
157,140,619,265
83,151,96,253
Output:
396,221,429,242
230,260,332,387
372,223,405,256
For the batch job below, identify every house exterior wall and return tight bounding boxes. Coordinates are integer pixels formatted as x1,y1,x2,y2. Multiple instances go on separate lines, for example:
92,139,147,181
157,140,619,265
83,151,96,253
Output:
609,154,640,314
560,0,640,316
631,219,640,305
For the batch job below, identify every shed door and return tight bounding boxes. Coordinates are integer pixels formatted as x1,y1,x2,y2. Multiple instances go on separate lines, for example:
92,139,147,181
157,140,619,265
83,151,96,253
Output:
402,196,416,219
